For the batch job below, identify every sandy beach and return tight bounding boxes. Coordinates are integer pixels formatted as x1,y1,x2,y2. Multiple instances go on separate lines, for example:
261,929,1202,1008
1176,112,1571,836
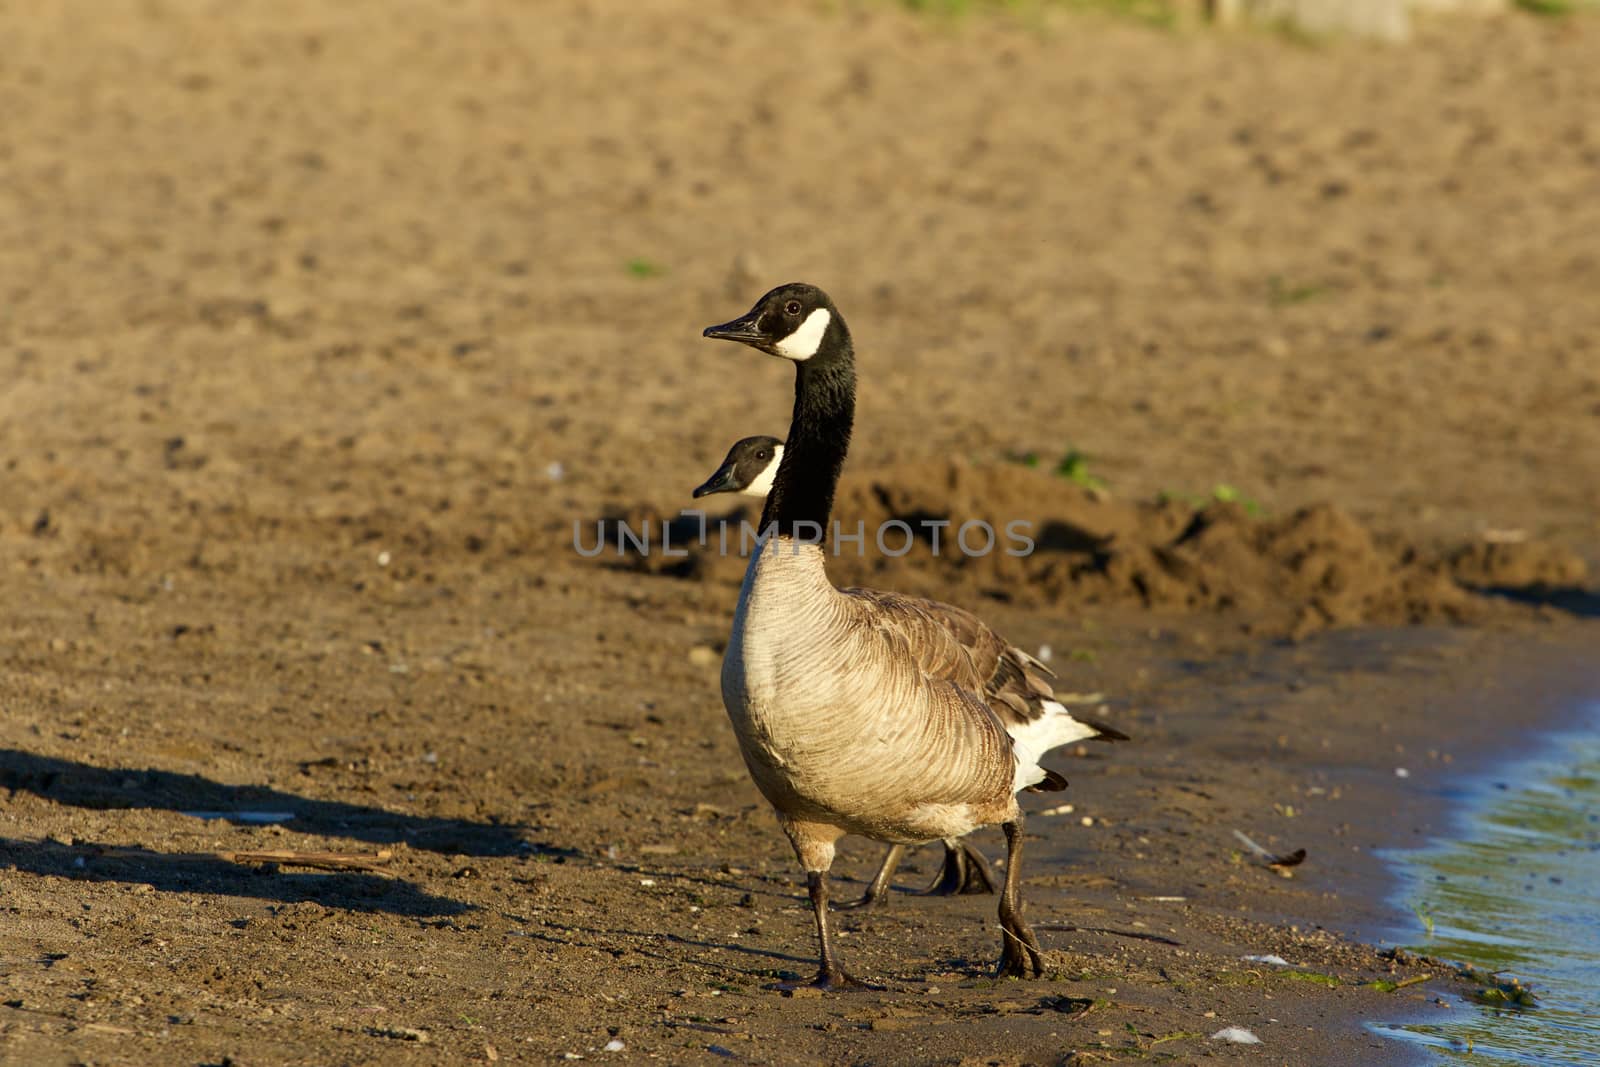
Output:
1,2,1597,1063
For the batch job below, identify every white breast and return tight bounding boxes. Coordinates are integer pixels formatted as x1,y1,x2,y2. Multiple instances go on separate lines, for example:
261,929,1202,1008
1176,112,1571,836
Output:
721,541,840,751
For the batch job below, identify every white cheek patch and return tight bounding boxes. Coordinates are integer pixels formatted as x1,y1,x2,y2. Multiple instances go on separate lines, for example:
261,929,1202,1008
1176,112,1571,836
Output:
773,309,831,361
741,446,783,498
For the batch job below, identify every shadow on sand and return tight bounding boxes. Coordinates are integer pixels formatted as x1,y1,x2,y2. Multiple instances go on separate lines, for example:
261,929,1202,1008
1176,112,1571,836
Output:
0,748,529,857
1469,583,1600,620
0,835,472,916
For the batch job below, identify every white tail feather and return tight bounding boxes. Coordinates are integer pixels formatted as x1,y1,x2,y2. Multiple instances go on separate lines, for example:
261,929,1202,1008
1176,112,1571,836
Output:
1007,699,1099,792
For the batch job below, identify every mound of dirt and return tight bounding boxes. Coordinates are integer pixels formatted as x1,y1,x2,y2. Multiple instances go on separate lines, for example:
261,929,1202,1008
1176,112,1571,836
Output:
602,460,1589,638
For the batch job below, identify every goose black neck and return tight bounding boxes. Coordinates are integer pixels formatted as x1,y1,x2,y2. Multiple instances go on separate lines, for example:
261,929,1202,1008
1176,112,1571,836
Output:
760,350,855,540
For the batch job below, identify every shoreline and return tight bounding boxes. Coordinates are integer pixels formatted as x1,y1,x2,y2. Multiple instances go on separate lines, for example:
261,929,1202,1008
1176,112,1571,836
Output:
1340,644,1600,1065
1300,626,1600,941
1109,619,1600,1066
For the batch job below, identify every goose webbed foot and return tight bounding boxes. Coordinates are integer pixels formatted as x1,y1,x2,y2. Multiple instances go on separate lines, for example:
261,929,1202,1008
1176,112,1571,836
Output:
801,966,879,992
773,967,877,992
910,840,996,897
996,916,1046,979
994,819,1046,979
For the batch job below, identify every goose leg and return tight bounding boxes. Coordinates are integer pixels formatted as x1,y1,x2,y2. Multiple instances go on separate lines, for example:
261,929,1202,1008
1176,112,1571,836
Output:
781,820,877,990
842,839,997,909
995,820,1045,979
837,844,904,910
911,839,997,897
803,871,870,989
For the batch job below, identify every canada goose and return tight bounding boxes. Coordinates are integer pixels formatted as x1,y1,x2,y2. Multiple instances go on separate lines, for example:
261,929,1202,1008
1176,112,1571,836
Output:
693,435,1126,908
691,436,784,501
702,282,1118,986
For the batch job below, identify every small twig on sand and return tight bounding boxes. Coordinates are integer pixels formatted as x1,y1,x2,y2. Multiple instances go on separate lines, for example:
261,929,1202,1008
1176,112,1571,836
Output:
1036,923,1182,946
220,848,394,873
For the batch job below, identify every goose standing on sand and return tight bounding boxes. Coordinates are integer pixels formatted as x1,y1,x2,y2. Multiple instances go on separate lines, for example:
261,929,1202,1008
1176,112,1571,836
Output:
693,435,1126,907
702,283,1115,986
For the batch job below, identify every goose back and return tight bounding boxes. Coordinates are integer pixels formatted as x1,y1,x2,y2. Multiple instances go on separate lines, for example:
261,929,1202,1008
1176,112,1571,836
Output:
841,589,1058,726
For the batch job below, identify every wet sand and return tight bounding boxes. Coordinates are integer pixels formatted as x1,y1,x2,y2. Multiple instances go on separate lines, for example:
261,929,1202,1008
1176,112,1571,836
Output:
2,2,1598,1064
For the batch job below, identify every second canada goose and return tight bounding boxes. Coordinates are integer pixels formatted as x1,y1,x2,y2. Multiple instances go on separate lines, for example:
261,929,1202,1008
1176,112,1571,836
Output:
693,435,1127,907
692,435,784,501
702,282,1118,986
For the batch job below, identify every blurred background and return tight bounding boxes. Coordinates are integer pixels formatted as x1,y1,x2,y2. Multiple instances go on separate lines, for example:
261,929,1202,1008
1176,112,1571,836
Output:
3,0,1596,564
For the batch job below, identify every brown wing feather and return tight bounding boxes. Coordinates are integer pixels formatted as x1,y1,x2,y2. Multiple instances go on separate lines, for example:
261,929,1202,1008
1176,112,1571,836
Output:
837,598,1019,814
841,587,1123,741
842,588,990,695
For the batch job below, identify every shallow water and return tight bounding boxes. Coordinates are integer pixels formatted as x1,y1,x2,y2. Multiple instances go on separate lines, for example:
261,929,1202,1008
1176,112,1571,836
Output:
1370,701,1600,1065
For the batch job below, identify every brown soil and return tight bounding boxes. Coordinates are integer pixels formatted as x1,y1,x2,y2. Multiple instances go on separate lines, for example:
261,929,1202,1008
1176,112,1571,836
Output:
2,2,1598,1065
628,458,1588,638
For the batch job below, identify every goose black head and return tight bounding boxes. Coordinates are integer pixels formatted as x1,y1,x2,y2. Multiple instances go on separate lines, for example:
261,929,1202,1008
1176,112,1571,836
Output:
702,282,848,363
692,435,783,499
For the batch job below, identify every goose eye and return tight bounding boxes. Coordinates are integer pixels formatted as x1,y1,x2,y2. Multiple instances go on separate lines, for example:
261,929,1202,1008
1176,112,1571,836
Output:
756,449,770,459
784,300,802,316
